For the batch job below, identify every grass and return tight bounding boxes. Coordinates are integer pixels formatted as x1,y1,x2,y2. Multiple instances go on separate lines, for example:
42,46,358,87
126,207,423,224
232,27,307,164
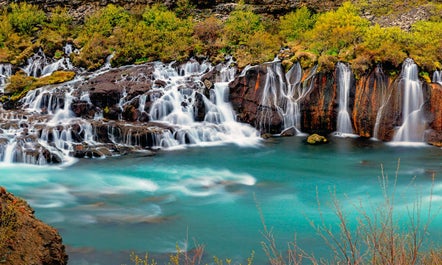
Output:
0,199,19,263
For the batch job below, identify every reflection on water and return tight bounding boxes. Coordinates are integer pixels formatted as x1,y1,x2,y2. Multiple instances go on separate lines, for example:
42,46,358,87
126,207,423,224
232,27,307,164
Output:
1,136,441,264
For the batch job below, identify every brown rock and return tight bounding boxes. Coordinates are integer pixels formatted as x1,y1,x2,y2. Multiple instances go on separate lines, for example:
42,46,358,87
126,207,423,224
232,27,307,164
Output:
352,66,394,138
0,189,68,265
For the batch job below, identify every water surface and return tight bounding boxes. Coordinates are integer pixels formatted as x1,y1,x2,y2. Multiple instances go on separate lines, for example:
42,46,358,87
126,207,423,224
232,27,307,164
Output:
1,136,441,264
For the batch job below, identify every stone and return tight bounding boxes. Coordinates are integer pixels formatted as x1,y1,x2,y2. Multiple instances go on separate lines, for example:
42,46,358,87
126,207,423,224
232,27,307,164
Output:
306,134,328,145
0,189,68,265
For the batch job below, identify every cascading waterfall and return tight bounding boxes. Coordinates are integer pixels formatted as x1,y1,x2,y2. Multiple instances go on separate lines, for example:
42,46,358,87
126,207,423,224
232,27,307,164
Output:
148,60,258,147
252,61,317,134
256,63,285,133
22,46,74,77
373,66,391,140
0,63,12,93
336,62,353,134
434,70,442,85
1,54,260,165
392,59,426,142
284,63,317,134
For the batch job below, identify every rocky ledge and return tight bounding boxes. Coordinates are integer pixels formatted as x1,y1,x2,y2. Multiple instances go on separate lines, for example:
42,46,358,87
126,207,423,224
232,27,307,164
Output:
0,186,68,265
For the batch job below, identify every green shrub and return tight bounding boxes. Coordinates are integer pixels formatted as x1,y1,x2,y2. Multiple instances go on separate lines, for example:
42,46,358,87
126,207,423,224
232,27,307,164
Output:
46,6,74,38
72,33,114,70
358,25,408,67
7,3,45,35
408,20,442,71
193,16,223,59
222,3,264,49
4,70,76,102
81,4,130,40
278,7,316,42
141,4,195,62
305,2,369,57
234,31,280,68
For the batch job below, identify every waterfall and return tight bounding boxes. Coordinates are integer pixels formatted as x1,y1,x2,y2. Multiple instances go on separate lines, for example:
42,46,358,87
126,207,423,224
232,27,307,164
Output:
0,57,261,165
249,61,317,134
284,63,317,134
392,59,426,142
433,70,442,85
336,62,353,134
22,46,74,77
373,66,391,140
149,60,258,147
0,63,12,93
256,63,285,133
2,142,16,164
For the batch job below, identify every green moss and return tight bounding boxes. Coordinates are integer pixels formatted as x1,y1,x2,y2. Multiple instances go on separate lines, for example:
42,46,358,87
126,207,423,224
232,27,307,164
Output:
307,134,328,144
5,71,76,102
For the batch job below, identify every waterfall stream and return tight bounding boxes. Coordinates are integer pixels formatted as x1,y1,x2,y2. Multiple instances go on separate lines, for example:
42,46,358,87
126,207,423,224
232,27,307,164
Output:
0,63,12,93
392,59,426,142
255,61,317,135
0,55,260,165
336,62,353,135
434,70,442,85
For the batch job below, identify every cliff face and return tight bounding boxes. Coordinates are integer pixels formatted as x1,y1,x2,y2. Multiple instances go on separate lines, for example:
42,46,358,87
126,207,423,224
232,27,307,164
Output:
0,187,68,265
0,0,345,20
229,60,442,143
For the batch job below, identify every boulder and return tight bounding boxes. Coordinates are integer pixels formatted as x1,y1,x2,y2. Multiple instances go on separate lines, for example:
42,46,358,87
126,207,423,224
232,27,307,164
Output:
0,187,68,265
306,133,328,145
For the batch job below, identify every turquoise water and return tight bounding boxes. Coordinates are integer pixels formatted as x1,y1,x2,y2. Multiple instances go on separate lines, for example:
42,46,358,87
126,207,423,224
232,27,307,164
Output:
1,136,442,264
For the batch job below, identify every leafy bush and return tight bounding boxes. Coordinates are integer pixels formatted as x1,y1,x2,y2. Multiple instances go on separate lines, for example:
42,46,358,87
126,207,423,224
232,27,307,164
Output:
7,3,45,35
304,2,370,57
81,4,130,39
234,31,280,68
278,7,316,42
222,3,264,50
357,25,408,68
193,16,223,59
408,20,442,70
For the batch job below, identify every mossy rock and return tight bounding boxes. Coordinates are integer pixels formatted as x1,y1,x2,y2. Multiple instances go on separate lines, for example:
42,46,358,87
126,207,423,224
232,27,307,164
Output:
306,133,328,145
5,70,76,102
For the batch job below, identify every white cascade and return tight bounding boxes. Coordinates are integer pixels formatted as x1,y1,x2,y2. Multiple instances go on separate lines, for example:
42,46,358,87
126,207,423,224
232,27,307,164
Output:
372,66,391,140
336,62,353,134
393,59,426,142
0,63,12,93
2,142,16,164
257,63,285,133
0,58,261,165
22,46,74,77
149,60,259,148
433,70,442,85
284,63,317,134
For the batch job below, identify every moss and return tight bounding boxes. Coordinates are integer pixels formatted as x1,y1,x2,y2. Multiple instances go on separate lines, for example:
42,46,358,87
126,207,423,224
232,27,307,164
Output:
307,134,328,144
5,71,76,102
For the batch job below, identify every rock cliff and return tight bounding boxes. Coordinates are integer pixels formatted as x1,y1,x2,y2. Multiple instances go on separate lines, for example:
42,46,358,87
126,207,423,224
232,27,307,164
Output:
0,186,68,265
0,0,345,20
229,60,442,143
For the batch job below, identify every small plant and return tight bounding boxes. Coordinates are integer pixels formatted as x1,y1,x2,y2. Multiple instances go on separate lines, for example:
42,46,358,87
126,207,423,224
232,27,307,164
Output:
0,202,19,262
258,160,441,265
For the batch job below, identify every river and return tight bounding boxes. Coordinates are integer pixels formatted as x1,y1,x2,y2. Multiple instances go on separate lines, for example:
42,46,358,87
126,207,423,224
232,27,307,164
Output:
1,136,441,264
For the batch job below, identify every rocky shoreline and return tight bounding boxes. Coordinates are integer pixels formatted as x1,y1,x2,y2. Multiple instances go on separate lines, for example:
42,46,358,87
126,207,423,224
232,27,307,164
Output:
0,186,68,265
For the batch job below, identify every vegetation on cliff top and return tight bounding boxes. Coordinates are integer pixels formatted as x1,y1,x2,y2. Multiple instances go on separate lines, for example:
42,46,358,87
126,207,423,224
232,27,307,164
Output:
0,0,441,74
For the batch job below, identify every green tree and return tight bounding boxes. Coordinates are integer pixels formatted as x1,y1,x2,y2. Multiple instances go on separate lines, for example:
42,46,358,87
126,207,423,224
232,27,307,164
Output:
305,2,369,56
7,3,45,35
222,3,264,49
279,6,316,42
408,20,442,70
